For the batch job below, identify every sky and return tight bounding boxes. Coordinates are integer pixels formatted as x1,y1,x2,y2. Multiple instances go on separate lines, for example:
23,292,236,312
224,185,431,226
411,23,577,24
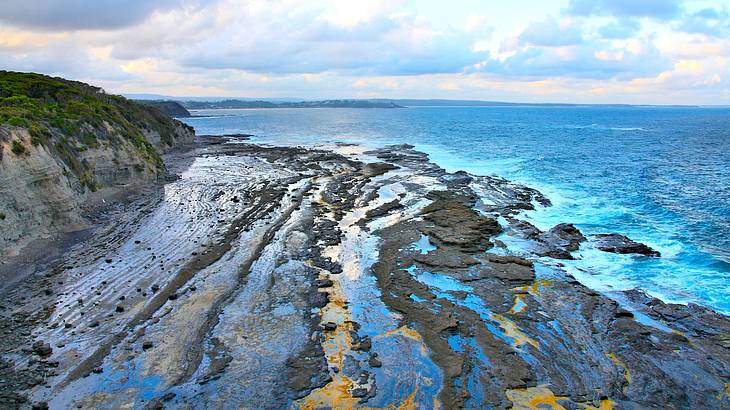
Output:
0,0,729,104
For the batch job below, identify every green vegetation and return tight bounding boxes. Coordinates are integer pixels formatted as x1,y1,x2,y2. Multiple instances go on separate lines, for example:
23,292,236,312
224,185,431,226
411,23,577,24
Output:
11,139,26,155
0,71,192,189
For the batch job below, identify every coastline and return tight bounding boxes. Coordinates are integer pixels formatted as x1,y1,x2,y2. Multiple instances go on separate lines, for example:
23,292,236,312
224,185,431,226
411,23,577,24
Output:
1,137,729,409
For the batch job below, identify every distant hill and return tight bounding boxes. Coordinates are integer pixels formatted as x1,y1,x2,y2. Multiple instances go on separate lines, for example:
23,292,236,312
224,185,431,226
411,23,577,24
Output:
182,99,403,109
137,100,192,117
124,94,702,108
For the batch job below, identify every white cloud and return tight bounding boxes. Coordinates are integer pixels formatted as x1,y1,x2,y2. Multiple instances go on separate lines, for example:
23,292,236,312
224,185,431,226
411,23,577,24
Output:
0,0,728,104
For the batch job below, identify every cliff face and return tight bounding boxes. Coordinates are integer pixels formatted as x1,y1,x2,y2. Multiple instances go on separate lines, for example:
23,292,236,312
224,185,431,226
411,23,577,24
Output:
0,71,195,256
137,100,191,118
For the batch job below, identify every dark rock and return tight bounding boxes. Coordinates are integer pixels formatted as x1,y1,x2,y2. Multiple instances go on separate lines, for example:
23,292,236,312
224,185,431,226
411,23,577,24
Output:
115,305,124,313
92,367,103,374
351,387,368,398
532,223,586,259
322,322,337,331
142,341,154,350
32,341,52,357
592,234,661,257
368,355,382,368
315,278,334,288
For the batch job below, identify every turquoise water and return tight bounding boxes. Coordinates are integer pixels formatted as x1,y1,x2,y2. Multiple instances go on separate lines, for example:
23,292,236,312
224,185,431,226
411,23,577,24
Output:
182,106,730,314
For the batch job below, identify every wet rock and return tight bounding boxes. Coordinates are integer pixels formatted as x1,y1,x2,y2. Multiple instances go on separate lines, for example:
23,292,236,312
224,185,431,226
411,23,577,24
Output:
142,341,154,350
368,353,382,368
115,305,124,313
535,223,586,259
351,387,369,398
315,278,333,288
322,322,337,331
92,367,103,374
592,234,661,257
104,259,112,264
31,341,52,357
421,198,501,253
151,284,160,293
362,199,402,221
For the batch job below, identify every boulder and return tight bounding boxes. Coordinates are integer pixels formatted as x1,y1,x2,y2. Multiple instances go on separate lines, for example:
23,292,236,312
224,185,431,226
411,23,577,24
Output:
592,234,660,257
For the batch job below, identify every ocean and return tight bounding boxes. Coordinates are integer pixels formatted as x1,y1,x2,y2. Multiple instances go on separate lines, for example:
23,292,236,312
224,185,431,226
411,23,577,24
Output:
182,106,730,314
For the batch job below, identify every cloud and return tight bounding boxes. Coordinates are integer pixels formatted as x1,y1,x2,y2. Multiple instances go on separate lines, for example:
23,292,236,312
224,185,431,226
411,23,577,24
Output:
676,8,730,38
104,1,486,76
519,17,583,46
0,0,728,104
598,18,641,39
0,0,190,31
480,37,671,81
566,0,682,19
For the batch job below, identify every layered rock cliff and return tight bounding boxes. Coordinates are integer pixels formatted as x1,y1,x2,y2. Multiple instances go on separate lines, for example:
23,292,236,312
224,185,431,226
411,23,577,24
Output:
0,71,195,256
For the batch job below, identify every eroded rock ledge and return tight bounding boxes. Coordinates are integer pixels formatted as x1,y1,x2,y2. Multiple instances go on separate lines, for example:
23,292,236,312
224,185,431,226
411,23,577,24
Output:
0,141,727,409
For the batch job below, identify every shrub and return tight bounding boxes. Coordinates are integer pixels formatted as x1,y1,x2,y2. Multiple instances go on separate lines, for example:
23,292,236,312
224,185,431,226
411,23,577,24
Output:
8,116,27,127
29,124,50,146
11,139,26,155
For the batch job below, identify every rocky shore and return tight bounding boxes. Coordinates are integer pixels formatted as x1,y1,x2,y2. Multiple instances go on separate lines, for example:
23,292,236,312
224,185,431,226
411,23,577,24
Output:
1,138,729,409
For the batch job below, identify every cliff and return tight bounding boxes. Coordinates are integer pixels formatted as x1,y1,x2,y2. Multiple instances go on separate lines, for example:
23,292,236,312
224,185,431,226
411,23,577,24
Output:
0,71,195,256
137,100,191,117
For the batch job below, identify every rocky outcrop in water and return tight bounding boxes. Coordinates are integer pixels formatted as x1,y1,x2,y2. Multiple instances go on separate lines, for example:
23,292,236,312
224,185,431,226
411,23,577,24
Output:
592,233,661,256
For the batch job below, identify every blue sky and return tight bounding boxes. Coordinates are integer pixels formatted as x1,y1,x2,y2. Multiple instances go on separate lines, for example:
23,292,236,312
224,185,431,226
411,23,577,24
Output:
0,0,728,104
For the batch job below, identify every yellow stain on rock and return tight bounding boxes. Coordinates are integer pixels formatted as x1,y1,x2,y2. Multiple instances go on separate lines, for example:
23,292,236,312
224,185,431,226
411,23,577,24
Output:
508,293,527,314
506,386,568,410
374,326,428,356
493,313,539,349
298,269,426,409
512,279,553,297
606,353,631,384
299,381,421,410
716,383,730,401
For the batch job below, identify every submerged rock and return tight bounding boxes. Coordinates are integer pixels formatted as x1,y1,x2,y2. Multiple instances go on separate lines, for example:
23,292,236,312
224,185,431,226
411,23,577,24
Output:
592,234,660,257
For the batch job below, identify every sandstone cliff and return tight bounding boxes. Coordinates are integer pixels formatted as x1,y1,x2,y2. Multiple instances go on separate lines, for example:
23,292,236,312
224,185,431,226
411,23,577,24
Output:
0,71,195,256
